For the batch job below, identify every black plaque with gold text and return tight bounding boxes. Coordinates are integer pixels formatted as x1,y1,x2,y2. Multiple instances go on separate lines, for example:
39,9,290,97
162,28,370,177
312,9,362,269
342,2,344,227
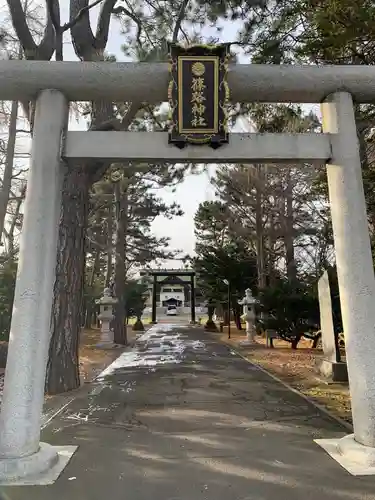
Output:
168,43,230,149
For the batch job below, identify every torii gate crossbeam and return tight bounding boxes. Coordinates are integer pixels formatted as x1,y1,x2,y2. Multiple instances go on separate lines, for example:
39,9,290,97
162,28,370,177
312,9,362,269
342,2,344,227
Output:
2,60,375,103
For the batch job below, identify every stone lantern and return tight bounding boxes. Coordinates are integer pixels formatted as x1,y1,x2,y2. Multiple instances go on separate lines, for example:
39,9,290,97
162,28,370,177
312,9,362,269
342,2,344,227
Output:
96,287,118,347
238,288,258,346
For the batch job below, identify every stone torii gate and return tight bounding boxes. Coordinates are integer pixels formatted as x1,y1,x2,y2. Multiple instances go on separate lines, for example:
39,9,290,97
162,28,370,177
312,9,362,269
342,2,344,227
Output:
142,269,196,324
1,60,375,481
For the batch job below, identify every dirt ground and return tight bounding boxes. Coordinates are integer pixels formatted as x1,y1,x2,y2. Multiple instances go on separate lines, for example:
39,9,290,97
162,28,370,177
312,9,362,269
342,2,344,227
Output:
213,326,352,426
78,326,140,383
0,326,144,408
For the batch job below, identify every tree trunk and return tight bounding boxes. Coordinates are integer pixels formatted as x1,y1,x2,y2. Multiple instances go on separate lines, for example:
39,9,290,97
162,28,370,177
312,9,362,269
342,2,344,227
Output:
223,308,229,326
285,169,297,283
84,302,91,329
45,165,90,394
358,125,375,234
46,68,114,391
6,184,25,256
255,165,266,289
46,10,117,390
312,332,322,349
215,303,224,321
105,200,113,286
0,101,18,244
233,304,242,330
88,249,100,288
113,181,128,345
85,249,100,328
268,211,277,286
204,304,218,331
291,334,302,350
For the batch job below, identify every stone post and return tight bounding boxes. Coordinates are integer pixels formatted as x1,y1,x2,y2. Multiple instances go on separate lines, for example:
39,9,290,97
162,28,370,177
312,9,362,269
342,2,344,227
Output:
318,271,348,382
316,92,375,470
0,91,69,479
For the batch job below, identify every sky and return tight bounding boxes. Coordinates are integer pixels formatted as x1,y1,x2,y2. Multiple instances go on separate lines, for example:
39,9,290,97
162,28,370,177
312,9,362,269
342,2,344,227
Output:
57,2,247,266
0,1,249,266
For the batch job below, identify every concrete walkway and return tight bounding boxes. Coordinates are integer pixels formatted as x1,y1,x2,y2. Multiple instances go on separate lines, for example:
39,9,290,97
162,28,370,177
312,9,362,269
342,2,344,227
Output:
3,324,375,499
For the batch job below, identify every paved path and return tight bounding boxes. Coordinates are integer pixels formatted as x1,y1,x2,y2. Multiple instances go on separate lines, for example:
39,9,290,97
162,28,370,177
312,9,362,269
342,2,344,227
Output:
4,324,375,499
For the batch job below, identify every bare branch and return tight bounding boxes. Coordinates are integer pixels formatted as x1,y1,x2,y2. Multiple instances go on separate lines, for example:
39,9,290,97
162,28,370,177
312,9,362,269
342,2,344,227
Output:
64,0,108,33
89,101,144,183
172,0,190,43
95,0,119,48
45,0,61,33
6,0,35,53
112,5,143,47
70,0,96,59
90,101,142,131
6,0,57,60
70,0,118,59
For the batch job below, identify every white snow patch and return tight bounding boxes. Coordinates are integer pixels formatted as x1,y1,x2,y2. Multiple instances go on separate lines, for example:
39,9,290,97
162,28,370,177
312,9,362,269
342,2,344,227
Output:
97,351,183,378
192,341,205,350
97,323,206,379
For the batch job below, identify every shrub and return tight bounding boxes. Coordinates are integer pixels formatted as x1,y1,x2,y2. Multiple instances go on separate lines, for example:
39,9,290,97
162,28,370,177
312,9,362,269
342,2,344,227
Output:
257,279,320,349
0,257,17,341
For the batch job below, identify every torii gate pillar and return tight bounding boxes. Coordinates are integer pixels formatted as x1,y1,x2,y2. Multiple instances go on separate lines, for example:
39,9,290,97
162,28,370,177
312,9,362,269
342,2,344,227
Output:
316,92,375,473
0,90,77,483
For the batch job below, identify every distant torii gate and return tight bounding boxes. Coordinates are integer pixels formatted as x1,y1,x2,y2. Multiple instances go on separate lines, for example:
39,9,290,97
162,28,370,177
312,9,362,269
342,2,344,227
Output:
141,269,196,324
1,60,375,481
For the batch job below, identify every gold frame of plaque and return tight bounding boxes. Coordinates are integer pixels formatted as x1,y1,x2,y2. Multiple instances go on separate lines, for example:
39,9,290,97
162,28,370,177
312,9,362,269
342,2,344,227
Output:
168,43,230,149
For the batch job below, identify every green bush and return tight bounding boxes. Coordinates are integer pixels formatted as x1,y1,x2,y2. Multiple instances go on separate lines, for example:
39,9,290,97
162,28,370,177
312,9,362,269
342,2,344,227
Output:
124,281,148,320
257,279,320,349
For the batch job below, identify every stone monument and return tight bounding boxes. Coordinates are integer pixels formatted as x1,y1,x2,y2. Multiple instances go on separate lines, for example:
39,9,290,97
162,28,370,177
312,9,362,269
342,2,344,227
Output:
96,287,118,348
318,271,348,382
238,288,258,346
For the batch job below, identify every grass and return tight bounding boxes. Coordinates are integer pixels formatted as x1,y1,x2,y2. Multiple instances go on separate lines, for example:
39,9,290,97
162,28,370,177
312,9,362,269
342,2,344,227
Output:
128,317,153,325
